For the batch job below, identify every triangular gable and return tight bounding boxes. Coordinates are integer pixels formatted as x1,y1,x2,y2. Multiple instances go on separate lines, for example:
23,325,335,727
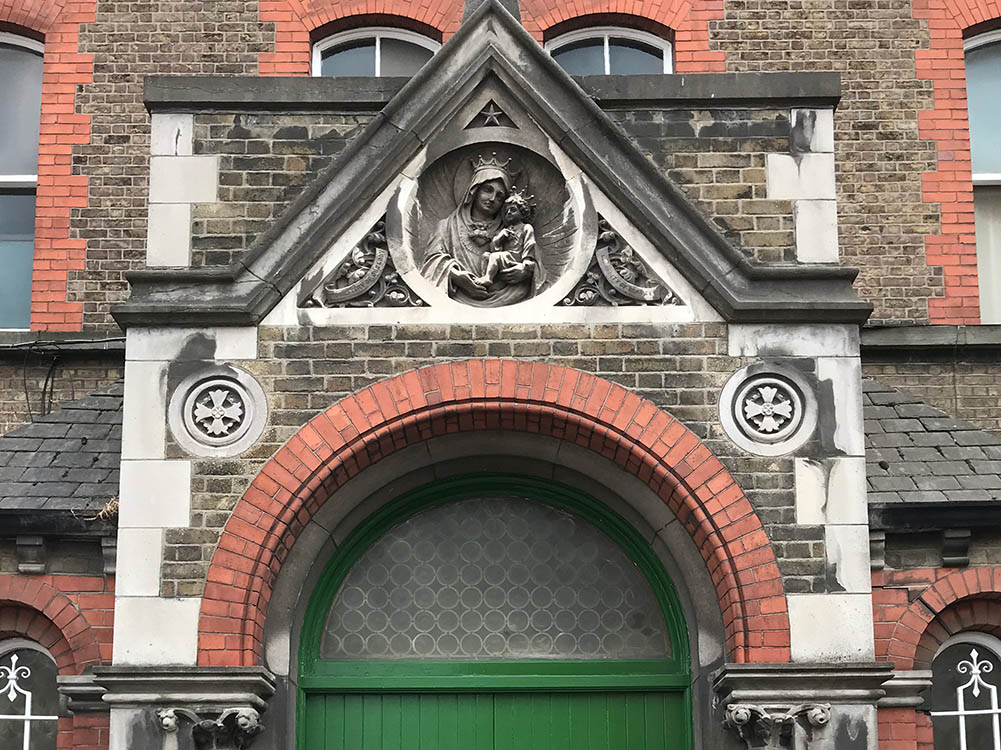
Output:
115,0,870,328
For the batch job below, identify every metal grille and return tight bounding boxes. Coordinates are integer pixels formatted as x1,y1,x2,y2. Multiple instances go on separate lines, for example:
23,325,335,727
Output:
321,496,671,660
0,652,59,750
931,647,1001,750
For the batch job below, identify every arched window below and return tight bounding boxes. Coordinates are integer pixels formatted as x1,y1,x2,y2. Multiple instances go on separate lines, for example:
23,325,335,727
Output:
0,639,59,750
312,28,439,78
546,27,673,76
966,31,1001,323
0,32,44,330
929,633,1001,750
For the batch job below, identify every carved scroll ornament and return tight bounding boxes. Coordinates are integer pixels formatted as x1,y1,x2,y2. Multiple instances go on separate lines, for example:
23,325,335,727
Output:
723,702,831,750
158,707,263,750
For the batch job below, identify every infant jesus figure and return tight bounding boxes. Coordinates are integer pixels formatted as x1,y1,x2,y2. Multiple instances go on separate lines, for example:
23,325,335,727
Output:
474,189,537,290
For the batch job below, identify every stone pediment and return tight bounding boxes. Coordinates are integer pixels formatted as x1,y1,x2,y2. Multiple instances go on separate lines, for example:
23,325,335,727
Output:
114,0,871,328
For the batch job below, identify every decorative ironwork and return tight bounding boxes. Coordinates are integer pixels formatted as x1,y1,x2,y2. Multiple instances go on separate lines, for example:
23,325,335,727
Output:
931,647,1001,750
159,707,264,750
0,653,59,750
723,702,831,749
561,217,680,306
734,375,804,444
300,218,425,308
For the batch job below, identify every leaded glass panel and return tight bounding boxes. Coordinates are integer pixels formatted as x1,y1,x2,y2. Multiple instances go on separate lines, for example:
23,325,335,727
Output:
321,497,671,661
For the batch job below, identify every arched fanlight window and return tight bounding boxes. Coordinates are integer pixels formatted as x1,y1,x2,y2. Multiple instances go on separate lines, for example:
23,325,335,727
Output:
929,632,1001,750
965,31,1001,323
312,28,439,78
0,32,44,330
0,639,59,750
545,27,673,76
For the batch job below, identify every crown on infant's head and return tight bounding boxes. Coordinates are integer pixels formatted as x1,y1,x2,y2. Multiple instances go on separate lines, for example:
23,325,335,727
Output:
504,186,536,217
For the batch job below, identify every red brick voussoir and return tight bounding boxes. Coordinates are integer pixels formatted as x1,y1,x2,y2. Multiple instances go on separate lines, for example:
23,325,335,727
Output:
197,361,789,666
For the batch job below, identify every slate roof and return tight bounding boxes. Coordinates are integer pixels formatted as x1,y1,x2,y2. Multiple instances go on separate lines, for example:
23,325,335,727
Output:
0,380,122,512
864,378,1001,504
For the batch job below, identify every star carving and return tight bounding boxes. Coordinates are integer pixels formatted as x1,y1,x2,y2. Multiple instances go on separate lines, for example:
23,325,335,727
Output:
480,103,504,126
466,100,514,129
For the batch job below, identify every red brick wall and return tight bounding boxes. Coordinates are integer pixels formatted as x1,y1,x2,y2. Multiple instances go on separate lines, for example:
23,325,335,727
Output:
0,1,95,332
914,0,1000,324
0,573,114,750
259,0,724,75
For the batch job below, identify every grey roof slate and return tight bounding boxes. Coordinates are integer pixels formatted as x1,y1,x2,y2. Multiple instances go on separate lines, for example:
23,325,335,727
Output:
864,378,1001,504
0,381,122,513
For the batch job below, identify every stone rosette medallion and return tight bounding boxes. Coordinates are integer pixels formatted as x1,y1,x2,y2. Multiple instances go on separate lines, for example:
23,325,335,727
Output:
719,364,819,456
168,366,268,458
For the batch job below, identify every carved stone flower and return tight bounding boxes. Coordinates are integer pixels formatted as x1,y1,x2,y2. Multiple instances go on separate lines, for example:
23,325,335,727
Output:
742,385,794,434
192,387,245,437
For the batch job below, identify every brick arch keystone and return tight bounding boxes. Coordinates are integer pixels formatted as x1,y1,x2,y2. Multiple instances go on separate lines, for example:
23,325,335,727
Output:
0,575,103,674
886,567,1001,670
198,361,789,666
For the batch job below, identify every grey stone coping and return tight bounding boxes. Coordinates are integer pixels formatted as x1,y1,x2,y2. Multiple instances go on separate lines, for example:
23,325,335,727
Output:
145,71,840,112
713,662,894,704
864,377,1001,511
0,380,123,518
861,324,1001,349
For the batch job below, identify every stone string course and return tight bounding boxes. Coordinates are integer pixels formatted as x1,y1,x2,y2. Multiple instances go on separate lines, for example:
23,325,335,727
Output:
162,324,827,601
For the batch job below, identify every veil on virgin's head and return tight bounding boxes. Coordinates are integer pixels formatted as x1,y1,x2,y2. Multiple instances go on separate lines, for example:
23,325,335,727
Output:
462,154,515,206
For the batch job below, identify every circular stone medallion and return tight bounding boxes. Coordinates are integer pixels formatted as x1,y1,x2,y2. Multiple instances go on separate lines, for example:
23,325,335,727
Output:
168,367,268,457
733,375,803,444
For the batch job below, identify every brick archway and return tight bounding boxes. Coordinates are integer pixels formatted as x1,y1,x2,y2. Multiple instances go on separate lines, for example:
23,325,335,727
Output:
198,361,789,666
885,567,1001,670
0,575,104,674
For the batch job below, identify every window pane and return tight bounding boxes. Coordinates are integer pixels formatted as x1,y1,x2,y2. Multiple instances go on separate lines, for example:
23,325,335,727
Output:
320,39,376,77
552,39,605,76
967,41,1001,174
321,496,671,660
976,186,1001,324
931,642,1001,750
0,192,35,329
380,38,433,77
0,648,59,750
0,43,44,175
609,38,663,74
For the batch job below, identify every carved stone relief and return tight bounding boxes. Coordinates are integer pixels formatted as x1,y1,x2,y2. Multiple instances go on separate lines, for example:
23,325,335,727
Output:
159,707,263,750
561,216,680,306
723,703,832,750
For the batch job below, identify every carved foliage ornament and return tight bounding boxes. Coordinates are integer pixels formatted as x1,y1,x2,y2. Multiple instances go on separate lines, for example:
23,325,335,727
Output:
562,217,680,307
301,218,425,308
724,703,831,750
159,707,263,750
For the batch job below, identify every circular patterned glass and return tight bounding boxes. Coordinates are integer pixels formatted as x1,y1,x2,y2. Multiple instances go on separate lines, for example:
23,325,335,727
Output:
733,375,804,444
182,377,253,447
320,497,671,660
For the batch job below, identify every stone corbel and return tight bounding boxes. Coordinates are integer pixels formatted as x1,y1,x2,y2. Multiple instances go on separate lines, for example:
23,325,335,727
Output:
723,702,831,749
158,706,263,750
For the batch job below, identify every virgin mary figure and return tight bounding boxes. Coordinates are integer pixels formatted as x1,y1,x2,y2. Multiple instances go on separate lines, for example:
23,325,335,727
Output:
420,155,539,307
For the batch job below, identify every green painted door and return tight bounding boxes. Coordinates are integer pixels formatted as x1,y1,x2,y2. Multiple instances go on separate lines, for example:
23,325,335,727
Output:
304,691,688,749
299,477,694,750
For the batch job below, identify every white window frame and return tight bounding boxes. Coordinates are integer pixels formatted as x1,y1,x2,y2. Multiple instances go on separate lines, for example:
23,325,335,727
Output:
964,31,1001,186
931,633,1001,750
0,640,59,750
311,27,439,77
545,27,673,75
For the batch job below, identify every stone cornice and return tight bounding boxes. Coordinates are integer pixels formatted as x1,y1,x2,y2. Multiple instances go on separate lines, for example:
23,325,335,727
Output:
713,661,895,706
92,666,276,711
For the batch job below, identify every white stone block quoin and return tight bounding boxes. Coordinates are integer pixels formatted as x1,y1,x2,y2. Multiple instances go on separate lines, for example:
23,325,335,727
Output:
121,360,167,460
728,324,859,358
824,525,872,593
126,327,259,361
118,460,192,529
150,113,193,156
791,108,834,153
112,597,202,665
766,153,836,200
788,593,875,662
149,155,218,205
794,199,839,263
794,456,867,525
817,357,865,457
146,203,192,267
115,528,163,597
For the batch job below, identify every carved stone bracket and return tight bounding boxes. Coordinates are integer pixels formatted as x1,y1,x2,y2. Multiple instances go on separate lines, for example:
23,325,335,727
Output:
301,218,425,308
561,216,681,307
159,707,263,750
723,702,831,750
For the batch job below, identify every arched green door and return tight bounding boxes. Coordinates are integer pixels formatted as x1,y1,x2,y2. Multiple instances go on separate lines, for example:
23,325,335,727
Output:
299,475,692,749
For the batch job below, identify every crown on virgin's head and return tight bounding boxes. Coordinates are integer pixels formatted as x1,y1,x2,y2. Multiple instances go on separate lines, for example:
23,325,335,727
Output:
471,152,514,173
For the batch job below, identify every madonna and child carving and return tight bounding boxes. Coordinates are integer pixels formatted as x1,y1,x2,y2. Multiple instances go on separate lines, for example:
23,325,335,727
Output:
416,150,577,308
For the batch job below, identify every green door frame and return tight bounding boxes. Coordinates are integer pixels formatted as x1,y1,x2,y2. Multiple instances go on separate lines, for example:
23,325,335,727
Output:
297,474,693,747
